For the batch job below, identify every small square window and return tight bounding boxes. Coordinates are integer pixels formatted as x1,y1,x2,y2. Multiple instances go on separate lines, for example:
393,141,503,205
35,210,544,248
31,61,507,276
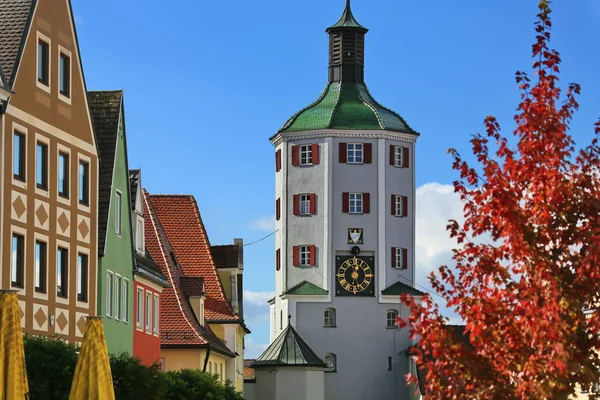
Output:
59,52,70,97
347,143,363,164
349,193,363,214
13,132,25,181
299,145,313,165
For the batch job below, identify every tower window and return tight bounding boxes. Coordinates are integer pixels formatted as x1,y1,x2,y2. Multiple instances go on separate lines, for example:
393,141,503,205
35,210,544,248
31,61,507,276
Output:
324,353,337,372
300,194,311,215
324,308,336,327
392,195,408,217
299,246,311,266
347,143,363,164
299,145,312,165
349,193,363,214
292,144,319,166
392,247,408,270
293,245,316,267
390,145,409,168
386,310,398,328
293,193,316,215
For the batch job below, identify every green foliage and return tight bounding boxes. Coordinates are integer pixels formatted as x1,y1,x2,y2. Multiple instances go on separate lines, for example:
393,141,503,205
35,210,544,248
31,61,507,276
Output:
162,369,244,400
23,336,244,400
109,353,167,400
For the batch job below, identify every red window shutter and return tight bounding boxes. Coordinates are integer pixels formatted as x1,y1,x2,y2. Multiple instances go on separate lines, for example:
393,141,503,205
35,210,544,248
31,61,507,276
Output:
276,249,281,271
363,193,370,214
276,198,281,220
292,145,299,166
339,143,347,163
402,248,408,269
390,145,395,166
402,196,408,217
276,149,282,171
311,143,319,165
403,147,409,168
391,194,396,216
293,246,299,267
391,248,397,268
364,143,372,163
309,193,316,214
342,192,349,213
293,195,300,215
309,245,316,266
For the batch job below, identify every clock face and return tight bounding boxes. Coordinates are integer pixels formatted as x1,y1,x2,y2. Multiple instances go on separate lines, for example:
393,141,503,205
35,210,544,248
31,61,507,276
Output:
335,256,375,296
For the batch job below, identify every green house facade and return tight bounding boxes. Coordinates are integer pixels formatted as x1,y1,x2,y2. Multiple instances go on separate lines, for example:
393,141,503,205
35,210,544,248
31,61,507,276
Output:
88,90,135,354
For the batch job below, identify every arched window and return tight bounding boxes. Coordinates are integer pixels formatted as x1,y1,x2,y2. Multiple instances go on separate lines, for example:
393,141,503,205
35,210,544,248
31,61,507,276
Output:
324,308,336,327
324,353,337,372
386,310,398,328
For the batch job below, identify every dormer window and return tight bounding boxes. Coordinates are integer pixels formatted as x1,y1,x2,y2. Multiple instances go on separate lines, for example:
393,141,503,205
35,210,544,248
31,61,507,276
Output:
38,39,49,85
136,218,144,253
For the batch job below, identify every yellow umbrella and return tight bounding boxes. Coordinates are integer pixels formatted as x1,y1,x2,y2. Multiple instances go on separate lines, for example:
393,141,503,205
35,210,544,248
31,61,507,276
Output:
69,317,115,400
0,290,29,399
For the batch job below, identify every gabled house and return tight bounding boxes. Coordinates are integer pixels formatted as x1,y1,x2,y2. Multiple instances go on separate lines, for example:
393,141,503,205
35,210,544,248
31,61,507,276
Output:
146,193,249,391
143,190,236,383
0,0,99,343
129,169,168,366
88,90,134,354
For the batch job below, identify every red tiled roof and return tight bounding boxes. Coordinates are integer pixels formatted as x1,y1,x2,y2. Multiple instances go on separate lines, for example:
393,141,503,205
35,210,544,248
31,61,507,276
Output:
149,195,240,323
143,191,233,356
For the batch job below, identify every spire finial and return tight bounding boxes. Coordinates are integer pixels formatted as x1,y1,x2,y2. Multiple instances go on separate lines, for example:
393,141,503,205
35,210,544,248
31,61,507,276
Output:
346,0,351,9
288,314,292,323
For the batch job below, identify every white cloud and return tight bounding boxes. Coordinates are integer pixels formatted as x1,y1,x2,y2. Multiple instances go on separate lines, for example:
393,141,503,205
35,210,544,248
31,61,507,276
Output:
249,215,275,232
244,337,269,359
244,290,275,306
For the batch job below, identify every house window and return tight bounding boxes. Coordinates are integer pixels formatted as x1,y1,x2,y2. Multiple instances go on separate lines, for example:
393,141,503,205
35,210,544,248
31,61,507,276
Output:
123,279,130,323
57,247,68,297
13,132,25,181
154,294,159,335
59,52,70,97
11,234,24,287
293,193,316,215
324,308,336,327
386,310,398,328
300,194,311,215
145,291,152,332
299,246,311,266
136,219,144,252
79,161,89,205
106,272,113,317
390,145,409,168
38,39,49,85
347,143,363,164
136,287,144,329
77,253,88,302
115,275,122,320
36,142,48,189
35,241,47,293
299,145,312,165
324,353,337,372
392,247,408,270
115,191,122,236
58,152,69,197
293,245,315,267
392,195,408,217
394,146,403,166
349,193,363,214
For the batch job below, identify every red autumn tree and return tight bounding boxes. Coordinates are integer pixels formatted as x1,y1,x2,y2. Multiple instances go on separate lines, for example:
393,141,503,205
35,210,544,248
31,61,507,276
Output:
400,1,600,399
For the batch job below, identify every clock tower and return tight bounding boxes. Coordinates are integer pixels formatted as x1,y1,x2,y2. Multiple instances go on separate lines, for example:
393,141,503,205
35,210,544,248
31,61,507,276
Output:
268,1,423,399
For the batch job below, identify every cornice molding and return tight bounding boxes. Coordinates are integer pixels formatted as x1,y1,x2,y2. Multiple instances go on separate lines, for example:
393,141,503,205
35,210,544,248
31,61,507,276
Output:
270,130,418,147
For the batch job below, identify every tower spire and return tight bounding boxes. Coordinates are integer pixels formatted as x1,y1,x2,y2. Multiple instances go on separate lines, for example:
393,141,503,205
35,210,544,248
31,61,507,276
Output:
326,0,368,83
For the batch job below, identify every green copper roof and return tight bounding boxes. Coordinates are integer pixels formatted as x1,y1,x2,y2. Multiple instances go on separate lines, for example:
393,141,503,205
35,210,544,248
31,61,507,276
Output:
381,281,425,297
278,83,418,135
283,281,328,296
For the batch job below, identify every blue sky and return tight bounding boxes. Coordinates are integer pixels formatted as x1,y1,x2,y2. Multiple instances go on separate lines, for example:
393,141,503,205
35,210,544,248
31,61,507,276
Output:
72,0,600,356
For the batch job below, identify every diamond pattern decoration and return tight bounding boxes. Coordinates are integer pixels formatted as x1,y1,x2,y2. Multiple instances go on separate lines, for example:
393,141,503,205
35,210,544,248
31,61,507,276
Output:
78,219,89,239
77,315,86,337
36,203,48,225
12,195,26,218
58,211,69,234
56,312,68,331
34,307,47,329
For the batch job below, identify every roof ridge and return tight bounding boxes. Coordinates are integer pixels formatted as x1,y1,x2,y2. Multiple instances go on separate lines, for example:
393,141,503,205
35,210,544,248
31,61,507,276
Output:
143,190,208,345
278,83,333,133
326,82,342,129
359,83,420,135
354,83,384,130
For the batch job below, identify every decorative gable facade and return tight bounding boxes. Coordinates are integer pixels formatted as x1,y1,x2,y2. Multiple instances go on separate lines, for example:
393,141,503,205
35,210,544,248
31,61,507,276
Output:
0,0,98,343
88,90,134,354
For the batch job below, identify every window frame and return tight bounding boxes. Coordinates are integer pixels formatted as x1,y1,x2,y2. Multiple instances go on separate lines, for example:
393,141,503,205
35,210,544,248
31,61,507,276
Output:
58,46,72,102
136,217,144,252
386,309,399,329
136,287,144,330
393,195,406,217
347,143,364,164
58,151,69,198
11,234,25,288
57,247,69,298
106,271,114,318
299,245,311,267
77,253,88,302
324,353,337,373
36,32,51,92
114,274,122,321
349,192,363,214
123,279,130,323
78,160,89,205
145,291,153,333
153,294,159,336
13,131,26,181
324,308,336,327
394,146,404,167
299,194,311,215
34,240,47,293
36,141,48,190
299,144,313,165
115,190,123,236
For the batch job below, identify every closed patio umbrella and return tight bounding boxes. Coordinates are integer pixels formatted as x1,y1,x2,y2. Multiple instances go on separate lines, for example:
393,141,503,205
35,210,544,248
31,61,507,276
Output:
69,317,115,400
0,290,29,399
